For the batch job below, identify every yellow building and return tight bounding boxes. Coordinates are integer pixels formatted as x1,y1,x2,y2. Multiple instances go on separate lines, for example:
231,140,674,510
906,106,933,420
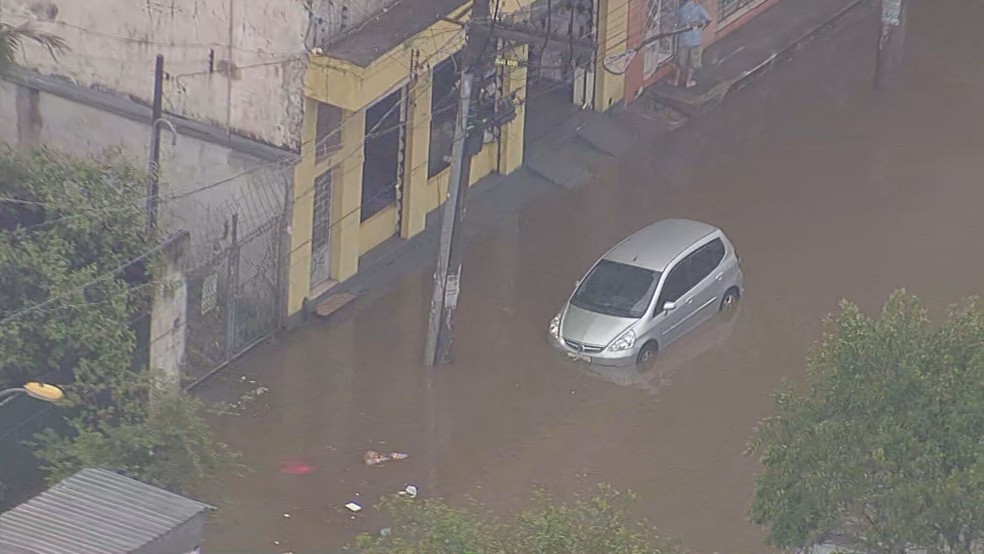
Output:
286,0,630,319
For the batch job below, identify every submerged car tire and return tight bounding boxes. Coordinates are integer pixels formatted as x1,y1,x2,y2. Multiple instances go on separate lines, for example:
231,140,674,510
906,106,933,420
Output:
636,341,659,366
719,287,740,312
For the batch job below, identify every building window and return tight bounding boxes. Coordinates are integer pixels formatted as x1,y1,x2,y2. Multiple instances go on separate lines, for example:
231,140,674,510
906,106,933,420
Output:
316,101,342,160
310,170,333,286
719,0,758,21
361,88,402,221
428,53,461,178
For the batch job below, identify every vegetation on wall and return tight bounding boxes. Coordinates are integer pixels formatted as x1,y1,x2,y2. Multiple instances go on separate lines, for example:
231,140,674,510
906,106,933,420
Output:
0,147,231,492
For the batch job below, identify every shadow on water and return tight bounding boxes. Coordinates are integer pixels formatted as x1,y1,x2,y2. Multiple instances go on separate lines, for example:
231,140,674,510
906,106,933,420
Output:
578,303,743,399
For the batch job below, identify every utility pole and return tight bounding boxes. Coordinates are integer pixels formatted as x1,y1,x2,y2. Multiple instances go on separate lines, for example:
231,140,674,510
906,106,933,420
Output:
147,53,165,234
875,0,906,90
424,0,492,366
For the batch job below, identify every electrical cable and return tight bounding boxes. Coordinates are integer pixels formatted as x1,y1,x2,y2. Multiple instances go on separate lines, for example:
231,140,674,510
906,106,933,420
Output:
2,14,593,323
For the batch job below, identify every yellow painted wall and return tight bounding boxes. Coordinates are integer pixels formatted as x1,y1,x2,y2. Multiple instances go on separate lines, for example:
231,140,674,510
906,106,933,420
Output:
401,71,434,239
287,0,571,318
286,98,320,317
359,204,399,254
330,109,366,283
594,0,629,111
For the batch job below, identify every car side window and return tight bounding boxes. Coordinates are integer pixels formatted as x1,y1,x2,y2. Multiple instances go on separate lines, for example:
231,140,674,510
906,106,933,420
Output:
655,258,692,311
688,238,726,285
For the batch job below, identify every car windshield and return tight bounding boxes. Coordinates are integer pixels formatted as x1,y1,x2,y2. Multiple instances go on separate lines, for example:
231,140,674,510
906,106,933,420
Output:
570,260,660,318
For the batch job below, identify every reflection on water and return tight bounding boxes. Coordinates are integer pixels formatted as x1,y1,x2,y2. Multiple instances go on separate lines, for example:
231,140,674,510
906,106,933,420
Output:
580,303,742,398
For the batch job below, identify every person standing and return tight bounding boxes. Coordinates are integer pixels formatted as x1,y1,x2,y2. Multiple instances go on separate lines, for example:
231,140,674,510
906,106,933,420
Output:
676,0,712,88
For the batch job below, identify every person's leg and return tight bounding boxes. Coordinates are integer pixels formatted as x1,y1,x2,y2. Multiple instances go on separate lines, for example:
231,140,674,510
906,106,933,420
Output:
677,47,692,87
686,46,703,88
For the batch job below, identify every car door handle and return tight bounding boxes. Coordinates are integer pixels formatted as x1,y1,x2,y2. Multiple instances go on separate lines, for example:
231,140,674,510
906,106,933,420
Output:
686,298,694,305
715,273,724,281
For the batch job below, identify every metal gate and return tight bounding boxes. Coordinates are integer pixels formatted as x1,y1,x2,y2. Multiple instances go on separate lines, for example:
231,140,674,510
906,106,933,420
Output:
310,170,333,287
185,212,286,383
643,0,679,79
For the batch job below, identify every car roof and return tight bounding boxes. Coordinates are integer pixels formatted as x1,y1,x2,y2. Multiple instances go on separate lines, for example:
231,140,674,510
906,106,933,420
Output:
603,219,719,271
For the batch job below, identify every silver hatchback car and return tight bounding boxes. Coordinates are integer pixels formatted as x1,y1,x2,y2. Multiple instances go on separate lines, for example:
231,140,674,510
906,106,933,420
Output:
549,219,743,366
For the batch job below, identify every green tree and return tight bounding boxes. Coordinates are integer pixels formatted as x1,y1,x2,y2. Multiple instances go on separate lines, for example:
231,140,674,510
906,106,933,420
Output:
0,147,230,492
0,17,66,76
748,290,984,554
354,485,688,554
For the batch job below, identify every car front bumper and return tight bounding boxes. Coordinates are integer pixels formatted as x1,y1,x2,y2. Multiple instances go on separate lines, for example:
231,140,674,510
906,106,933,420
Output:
549,335,637,367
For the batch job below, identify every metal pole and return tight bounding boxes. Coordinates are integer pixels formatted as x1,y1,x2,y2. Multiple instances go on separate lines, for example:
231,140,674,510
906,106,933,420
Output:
0,388,27,409
147,54,165,234
875,0,905,90
226,213,240,359
424,73,473,366
424,0,493,366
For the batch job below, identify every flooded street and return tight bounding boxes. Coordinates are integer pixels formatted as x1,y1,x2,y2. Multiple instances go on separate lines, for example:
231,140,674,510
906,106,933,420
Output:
198,2,984,552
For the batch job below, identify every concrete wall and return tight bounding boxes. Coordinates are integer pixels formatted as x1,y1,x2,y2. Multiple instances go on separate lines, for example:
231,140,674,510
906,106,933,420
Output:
0,0,398,150
0,78,291,258
149,232,190,401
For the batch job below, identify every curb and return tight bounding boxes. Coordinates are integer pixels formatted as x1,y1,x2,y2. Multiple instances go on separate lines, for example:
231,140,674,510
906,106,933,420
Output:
728,0,875,95
653,0,875,116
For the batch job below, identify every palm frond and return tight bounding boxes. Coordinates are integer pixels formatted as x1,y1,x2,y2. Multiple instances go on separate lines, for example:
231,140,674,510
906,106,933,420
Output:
0,20,68,75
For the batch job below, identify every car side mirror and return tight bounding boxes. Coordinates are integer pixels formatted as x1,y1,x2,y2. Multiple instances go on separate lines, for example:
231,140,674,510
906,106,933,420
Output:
662,300,677,312
575,279,581,288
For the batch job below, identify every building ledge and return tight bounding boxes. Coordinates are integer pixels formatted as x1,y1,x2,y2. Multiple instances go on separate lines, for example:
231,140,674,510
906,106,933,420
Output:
305,2,466,111
320,0,467,69
3,67,295,161
304,0,537,110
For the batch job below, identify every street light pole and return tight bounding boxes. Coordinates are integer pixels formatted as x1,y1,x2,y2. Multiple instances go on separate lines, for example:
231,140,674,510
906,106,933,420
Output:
0,382,65,409
147,53,166,234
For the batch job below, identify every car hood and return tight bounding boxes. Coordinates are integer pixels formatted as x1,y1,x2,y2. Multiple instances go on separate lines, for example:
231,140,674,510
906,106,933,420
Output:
561,303,636,347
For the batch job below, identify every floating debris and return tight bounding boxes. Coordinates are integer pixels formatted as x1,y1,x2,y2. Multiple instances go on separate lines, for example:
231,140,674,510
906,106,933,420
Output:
397,484,418,499
364,450,409,465
363,450,389,466
279,460,313,475
345,502,363,512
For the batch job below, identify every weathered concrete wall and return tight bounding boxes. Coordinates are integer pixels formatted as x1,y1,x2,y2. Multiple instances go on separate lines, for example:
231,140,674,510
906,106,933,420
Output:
1,0,401,150
149,232,190,400
1,0,308,148
0,78,291,256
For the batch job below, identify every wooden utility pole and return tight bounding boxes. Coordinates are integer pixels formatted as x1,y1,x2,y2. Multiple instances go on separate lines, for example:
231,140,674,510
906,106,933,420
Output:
875,0,906,90
424,0,604,365
424,0,492,366
147,54,165,234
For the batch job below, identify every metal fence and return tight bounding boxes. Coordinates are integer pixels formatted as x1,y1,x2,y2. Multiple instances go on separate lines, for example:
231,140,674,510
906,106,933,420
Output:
183,212,286,384
173,159,293,385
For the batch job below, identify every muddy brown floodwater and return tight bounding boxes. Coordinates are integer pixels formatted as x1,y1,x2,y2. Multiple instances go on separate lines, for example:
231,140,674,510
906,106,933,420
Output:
195,2,984,552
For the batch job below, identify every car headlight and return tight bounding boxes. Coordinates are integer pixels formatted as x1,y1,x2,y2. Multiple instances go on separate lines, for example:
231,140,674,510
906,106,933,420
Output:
549,313,562,339
607,328,636,352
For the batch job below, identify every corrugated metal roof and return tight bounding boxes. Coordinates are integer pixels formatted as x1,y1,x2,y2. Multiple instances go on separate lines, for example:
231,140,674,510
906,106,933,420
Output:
0,468,214,554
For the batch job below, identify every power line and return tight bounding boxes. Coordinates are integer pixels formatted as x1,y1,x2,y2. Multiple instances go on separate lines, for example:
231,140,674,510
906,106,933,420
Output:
4,30,471,234
3,13,581,324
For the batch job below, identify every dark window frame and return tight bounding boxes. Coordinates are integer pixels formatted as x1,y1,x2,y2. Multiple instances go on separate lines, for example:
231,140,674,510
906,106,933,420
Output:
719,0,760,21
